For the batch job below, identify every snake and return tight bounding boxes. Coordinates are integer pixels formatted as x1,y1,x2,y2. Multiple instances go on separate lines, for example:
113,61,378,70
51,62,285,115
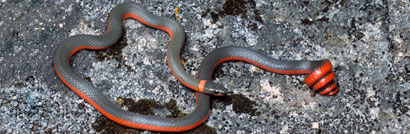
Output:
54,2,210,132
54,2,338,132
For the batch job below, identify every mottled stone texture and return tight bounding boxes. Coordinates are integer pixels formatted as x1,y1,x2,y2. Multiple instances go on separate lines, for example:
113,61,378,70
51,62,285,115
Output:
0,0,408,133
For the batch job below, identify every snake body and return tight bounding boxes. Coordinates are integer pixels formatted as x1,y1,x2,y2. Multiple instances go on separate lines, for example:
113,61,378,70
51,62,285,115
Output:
54,2,338,132
54,2,210,132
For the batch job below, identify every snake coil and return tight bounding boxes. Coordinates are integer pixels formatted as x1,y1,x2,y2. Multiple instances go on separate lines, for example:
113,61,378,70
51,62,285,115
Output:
304,60,338,95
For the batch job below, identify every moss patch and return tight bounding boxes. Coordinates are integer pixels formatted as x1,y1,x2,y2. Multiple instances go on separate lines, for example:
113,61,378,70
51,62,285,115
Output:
217,94,260,116
220,0,249,16
205,0,263,28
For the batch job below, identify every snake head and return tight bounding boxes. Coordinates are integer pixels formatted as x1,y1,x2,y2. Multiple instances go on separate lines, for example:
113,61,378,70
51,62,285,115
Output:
203,81,230,96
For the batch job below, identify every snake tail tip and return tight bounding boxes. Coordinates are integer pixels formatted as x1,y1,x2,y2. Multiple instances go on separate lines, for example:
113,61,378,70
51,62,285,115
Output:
304,60,339,96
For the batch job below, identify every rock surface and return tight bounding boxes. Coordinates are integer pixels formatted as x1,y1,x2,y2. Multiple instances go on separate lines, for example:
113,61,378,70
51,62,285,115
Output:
0,0,408,133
